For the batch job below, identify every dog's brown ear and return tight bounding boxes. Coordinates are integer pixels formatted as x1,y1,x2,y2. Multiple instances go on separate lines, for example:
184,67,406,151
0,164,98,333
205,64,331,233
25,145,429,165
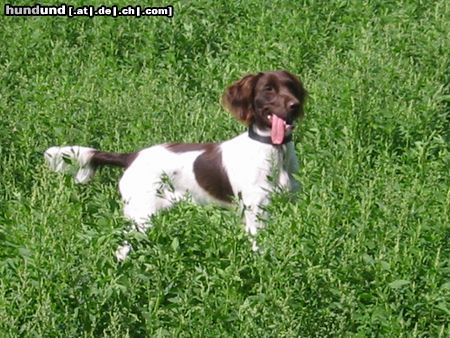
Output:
222,73,261,125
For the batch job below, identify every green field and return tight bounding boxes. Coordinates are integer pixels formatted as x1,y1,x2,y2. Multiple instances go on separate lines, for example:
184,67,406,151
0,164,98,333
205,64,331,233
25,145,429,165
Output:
1,1,449,336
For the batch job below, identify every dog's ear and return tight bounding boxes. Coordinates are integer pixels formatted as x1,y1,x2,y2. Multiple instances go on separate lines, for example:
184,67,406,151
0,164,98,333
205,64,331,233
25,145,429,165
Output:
222,73,261,125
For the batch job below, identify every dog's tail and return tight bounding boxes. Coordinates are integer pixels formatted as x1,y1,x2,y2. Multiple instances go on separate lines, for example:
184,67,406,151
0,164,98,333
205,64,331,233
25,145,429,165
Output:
44,146,137,184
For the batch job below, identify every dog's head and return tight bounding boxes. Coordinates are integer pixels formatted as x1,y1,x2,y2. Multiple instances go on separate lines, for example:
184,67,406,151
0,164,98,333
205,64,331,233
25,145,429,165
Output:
223,71,307,132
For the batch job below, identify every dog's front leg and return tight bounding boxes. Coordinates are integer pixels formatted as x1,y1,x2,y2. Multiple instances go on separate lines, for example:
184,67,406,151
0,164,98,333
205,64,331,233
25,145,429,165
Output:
244,208,265,251
241,191,270,252
285,144,300,193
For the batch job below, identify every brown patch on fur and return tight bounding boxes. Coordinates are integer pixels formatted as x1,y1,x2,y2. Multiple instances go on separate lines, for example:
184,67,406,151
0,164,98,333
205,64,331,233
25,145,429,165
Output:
166,143,234,203
91,151,138,169
193,144,234,203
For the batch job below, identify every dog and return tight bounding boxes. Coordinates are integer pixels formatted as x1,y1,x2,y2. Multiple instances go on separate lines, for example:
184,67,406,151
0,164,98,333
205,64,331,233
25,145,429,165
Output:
44,70,307,260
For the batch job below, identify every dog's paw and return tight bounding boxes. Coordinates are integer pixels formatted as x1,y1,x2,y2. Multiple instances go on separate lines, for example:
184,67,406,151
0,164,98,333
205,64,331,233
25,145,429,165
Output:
115,242,132,261
251,239,261,253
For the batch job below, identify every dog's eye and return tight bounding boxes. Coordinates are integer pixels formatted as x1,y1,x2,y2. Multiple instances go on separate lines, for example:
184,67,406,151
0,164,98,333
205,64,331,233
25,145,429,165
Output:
264,85,274,92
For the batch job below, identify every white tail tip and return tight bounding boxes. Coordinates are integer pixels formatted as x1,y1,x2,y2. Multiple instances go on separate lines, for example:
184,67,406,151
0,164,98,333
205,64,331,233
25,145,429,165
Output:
44,146,96,184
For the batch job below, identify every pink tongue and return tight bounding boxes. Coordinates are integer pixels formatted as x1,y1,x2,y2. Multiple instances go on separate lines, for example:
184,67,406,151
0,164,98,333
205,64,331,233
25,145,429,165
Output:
271,115,286,144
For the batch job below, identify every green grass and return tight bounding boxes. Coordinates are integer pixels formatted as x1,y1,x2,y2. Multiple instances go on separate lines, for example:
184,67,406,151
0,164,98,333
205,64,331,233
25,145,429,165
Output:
1,0,449,336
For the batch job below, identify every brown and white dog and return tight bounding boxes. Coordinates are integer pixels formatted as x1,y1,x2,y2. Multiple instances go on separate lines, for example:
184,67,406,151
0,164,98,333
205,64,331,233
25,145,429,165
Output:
44,71,307,260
